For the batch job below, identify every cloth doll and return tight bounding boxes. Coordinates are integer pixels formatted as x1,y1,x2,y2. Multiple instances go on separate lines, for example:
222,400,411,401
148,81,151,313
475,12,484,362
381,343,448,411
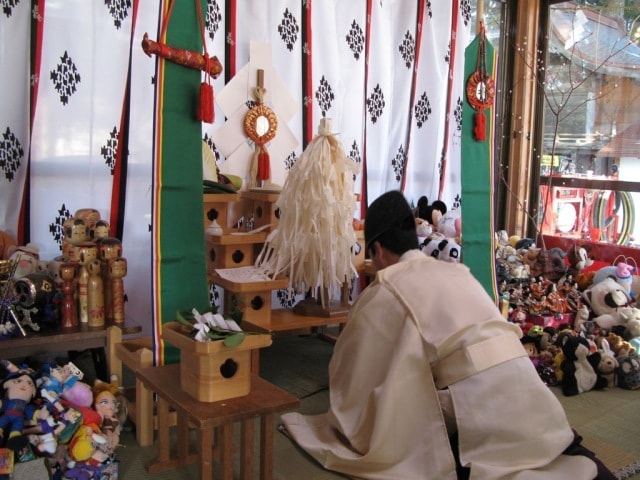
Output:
521,331,558,386
39,362,84,412
26,406,82,455
0,360,42,450
91,388,121,455
66,385,120,466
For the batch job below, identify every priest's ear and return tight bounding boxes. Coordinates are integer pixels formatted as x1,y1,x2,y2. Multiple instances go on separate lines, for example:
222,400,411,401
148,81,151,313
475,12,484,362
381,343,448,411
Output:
367,240,379,259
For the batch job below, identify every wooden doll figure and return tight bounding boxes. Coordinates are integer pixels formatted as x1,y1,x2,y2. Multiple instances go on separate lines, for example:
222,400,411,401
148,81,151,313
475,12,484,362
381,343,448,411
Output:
75,243,98,324
74,208,101,240
97,238,122,322
87,259,104,328
62,217,90,261
60,262,78,329
109,257,127,325
92,220,110,243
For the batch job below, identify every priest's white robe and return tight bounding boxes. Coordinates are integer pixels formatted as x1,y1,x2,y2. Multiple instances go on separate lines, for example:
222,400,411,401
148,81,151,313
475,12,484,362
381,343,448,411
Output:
281,250,598,479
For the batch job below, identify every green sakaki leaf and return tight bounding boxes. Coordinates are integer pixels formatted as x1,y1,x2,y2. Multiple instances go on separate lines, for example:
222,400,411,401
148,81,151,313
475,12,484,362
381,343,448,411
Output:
223,332,245,348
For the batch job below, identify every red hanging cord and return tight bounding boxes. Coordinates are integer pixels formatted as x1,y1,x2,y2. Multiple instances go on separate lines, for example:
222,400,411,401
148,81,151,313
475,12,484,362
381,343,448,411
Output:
195,0,214,123
158,0,214,123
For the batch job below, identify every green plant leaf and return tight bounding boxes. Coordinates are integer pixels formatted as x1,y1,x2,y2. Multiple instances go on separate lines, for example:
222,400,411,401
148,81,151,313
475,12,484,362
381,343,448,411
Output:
176,309,192,326
223,332,245,348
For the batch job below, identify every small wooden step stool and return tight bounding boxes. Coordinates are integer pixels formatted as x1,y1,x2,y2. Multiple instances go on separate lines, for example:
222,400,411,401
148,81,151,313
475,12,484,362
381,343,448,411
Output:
115,337,177,446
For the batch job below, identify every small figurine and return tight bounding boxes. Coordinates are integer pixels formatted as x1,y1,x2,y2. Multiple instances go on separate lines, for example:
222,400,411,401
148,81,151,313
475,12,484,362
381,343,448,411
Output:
0,360,40,450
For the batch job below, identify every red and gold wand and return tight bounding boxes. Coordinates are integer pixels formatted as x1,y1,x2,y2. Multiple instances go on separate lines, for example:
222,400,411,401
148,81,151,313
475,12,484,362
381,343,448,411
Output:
142,32,222,79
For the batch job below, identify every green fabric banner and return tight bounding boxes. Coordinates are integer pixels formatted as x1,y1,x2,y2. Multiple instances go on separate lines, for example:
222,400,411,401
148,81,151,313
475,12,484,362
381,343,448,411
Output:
461,34,498,303
155,1,210,364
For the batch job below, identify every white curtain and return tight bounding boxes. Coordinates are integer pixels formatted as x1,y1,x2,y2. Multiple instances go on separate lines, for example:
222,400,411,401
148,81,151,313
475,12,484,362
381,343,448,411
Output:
1,0,472,336
0,0,31,242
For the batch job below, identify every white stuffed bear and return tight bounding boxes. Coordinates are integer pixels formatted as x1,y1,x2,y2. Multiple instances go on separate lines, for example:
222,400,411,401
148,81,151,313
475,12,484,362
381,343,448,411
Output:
437,210,461,240
420,235,461,263
582,277,633,330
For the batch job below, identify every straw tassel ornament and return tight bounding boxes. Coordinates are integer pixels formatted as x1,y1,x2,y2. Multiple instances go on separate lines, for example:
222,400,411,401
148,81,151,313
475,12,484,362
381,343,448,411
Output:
255,118,360,306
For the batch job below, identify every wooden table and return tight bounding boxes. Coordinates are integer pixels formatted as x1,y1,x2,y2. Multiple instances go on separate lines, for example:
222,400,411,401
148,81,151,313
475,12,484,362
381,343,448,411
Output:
136,363,299,480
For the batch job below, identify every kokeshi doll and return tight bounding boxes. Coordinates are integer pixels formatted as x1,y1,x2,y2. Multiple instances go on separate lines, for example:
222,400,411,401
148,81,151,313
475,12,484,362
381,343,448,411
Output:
92,219,111,242
74,208,101,240
97,237,122,322
60,262,78,329
109,257,127,325
87,259,105,327
62,217,89,261
76,243,98,324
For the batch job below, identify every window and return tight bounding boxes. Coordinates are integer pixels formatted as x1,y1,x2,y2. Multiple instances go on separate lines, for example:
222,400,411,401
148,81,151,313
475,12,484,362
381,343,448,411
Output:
539,0,640,253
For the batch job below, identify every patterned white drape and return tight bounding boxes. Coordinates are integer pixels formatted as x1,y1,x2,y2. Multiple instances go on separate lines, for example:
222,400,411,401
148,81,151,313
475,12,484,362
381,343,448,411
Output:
1,0,473,336
0,0,30,242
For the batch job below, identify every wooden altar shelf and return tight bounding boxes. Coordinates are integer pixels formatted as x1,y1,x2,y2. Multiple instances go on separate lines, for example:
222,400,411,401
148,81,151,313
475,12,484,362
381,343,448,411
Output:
209,270,289,326
202,193,239,232
205,230,269,273
240,189,281,230
243,308,348,334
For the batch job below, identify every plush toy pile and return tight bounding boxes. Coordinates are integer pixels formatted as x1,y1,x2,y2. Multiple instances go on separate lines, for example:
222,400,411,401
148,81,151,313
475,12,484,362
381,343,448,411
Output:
496,231,640,396
414,196,462,263
0,359,122,479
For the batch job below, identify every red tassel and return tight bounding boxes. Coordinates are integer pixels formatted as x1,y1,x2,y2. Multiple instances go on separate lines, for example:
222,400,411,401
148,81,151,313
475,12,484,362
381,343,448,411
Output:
257,149,270,181
473,110,487,141
198,82,214,124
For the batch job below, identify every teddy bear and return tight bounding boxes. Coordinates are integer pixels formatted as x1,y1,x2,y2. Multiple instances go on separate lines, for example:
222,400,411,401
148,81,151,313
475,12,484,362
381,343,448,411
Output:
420,235,461,263
558,333,608,396
595,338,618,388
591,262,635,296
605,332,636,357
436,210,461,241
560,244,595,290
415,218,432,237
524,247,567,283
616,356,640,390
581,277,633,331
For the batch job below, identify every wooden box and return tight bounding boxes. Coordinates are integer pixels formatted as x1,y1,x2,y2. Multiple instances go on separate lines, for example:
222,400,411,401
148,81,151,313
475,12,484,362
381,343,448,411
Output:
161,322,272,402
202,193,239,230
204,231,268,272
240,190,280,230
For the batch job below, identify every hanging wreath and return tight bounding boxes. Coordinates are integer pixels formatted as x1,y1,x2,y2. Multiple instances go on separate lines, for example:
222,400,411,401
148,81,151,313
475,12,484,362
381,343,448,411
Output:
466,25,495,142
244,70,278,187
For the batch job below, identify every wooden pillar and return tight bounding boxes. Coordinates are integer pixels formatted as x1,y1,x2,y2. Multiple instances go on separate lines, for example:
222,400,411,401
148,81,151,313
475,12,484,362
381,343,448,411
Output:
504,0,542,239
